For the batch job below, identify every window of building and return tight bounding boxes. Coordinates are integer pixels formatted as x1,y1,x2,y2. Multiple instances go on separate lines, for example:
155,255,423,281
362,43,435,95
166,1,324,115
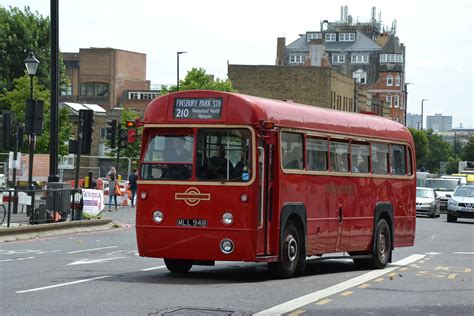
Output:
80,82,109,97
395,75,401,86
339,33,355,41
325,33,336,42
307,33,322,41
380,54,403,63
387,75,393,86
129,92,139,100
60,83,72,96
352,69,367,84
394,95,399,108
289,55,305,64
386,95,392,106
331,54,345,64
351,54,369,64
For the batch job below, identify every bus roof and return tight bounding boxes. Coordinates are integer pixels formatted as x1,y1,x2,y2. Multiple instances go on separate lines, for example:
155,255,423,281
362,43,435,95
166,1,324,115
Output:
144,90,413,143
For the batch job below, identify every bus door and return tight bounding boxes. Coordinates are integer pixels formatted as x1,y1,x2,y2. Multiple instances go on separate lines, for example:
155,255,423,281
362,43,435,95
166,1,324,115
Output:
256,132,277,256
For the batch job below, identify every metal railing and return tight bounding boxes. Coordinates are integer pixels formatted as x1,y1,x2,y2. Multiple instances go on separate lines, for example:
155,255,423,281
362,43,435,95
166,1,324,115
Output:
0,187,83,228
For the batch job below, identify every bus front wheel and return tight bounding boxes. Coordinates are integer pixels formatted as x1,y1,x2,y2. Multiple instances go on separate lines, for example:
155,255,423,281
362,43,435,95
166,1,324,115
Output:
164,258,193,274
269,221,302,278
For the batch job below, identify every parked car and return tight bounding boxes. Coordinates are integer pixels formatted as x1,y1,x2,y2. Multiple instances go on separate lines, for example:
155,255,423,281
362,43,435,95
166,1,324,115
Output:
446,185,474,222
424,178,461,210
416,187,441,218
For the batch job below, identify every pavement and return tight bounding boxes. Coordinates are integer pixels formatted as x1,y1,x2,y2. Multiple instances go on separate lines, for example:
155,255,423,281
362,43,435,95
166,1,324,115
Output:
0,204,136,243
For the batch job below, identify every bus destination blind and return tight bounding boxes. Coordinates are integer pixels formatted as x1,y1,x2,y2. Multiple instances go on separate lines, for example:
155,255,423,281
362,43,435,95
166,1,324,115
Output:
173,97,223,119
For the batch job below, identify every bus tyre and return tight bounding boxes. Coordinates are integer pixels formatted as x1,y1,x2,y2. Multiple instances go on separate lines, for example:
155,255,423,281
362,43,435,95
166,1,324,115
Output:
371,219,391,269
164,258,193,274
269,221,302,278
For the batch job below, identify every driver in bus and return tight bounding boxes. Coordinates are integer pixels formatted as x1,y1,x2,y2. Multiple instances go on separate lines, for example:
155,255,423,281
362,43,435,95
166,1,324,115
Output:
165,137,192,163
208,144,234,179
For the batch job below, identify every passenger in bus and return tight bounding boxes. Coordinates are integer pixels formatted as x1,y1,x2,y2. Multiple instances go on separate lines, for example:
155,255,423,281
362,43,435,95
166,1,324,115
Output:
165,137,192,162
208,144,234,179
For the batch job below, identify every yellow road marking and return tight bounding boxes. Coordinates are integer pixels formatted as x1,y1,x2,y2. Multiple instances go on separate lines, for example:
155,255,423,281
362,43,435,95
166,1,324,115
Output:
315,299,332,305
448,274,457,280
374,277,384,282
340,291,353,296
288,309,306,316
387,272,397,277
358,283,370,289
400,267,408,272
419,260,425,263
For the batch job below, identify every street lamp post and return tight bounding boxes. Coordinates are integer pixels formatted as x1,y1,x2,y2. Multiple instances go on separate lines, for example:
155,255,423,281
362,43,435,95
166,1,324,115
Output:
177,51,187,91
421,99,429,130
24,51,39,194
403,82,413,126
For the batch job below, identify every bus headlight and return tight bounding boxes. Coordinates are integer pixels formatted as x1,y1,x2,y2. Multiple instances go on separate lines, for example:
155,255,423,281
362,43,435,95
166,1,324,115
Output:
222,212,233,225
152,210,164,223
220,239,234,254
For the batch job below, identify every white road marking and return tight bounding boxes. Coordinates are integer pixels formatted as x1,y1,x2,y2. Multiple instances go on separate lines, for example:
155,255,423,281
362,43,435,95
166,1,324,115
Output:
67,246,118,254
16,276,110,294
36,250,62,254
254,254,425,316
141,265,167,271
425,252,442,255
453,252,474,255
68,257,125,265
17,256,35,261
0,259,14,262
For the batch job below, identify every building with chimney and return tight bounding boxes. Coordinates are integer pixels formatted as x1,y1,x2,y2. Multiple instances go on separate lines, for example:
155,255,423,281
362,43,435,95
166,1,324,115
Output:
275,6,407,123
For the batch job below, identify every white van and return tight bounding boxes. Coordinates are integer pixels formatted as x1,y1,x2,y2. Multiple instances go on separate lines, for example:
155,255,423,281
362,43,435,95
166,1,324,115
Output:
441,175,467,185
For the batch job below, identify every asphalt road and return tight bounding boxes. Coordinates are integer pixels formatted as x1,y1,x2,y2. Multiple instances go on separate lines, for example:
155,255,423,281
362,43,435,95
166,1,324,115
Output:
1,207,473,316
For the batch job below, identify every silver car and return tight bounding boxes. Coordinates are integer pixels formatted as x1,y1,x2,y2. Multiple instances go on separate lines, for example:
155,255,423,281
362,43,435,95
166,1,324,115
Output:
447,185,474,222
416,187,441,218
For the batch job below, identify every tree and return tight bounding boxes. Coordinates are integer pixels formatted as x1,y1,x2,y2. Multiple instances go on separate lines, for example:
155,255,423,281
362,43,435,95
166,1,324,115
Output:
409,128,430,170
462,136,474,161
0,6,52,92
0,75,72,155
161,67,237,94
424,130,454,173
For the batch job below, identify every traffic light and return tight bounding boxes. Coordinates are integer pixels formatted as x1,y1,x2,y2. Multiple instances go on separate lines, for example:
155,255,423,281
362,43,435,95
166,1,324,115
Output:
106,119,117,148
80,109,94,155
125,120,137,144
0,111,13,150
119,128,128,149
25,99,44,135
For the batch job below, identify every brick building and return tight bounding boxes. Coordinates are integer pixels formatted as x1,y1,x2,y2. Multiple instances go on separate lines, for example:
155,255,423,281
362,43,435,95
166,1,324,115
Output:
228,65,355,112
276,6,406,123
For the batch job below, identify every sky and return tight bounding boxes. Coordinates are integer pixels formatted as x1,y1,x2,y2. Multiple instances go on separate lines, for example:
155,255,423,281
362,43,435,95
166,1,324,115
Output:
1,0,473,128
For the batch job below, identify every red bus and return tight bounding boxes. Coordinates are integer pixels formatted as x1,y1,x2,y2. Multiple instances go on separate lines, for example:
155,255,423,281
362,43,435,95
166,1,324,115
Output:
136,90,416,278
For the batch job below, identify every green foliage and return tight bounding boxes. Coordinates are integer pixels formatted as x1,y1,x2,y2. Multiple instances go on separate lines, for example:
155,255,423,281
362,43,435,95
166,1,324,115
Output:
0,75,72,155
462,136,474,161
409,128,430,170
161,67,237,94
424,130,454,173
445,156,460,174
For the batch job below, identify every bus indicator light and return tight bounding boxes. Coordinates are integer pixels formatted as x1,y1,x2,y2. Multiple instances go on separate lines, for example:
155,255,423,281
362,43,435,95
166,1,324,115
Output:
240,194,249,203
140,191,148,200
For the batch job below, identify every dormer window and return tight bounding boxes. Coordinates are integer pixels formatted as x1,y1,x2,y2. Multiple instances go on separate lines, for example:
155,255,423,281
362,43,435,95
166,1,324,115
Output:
380,54,403,63
351,54,369,64
289,54,305,64
332,54,345,64
339,33,355,41
307,33,322,42
325,33,336,42
387,75,393,86
353,69,367,84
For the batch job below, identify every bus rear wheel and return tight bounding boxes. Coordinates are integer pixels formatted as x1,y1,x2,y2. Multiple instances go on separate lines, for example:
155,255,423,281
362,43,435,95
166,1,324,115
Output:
164,258,193,274
371,219,391,269
269,221,302,278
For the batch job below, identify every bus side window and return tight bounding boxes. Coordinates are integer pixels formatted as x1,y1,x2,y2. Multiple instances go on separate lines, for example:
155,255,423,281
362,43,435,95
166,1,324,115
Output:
330,140,349,172
371,143,389,174
351,142,370,173
282,132,303,170
307,137,328,171
390,144,406,175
